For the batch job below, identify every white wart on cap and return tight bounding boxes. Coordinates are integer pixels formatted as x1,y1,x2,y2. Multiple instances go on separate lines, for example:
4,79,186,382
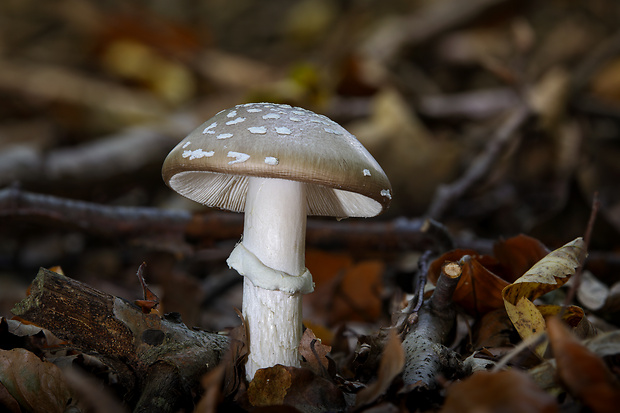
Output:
162,102,392,218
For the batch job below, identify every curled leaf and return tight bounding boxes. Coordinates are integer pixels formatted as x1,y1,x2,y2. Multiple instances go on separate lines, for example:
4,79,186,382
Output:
299,328,332,376
502,238,587,356
547,317,620,413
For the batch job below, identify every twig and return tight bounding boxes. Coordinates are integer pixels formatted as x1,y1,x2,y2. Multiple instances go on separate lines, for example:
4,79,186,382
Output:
562,192,600,308
11,268,229,412
425,105,532,220
420,218,455,252
390,250,433,333
570,30,620,96
0,119,197,186
0,59,165,119
491,331,546,373
413,250,433,314
0,187,451,254
362,0,511,64
401,261,464,386
0,185,193,238
418,88,520,120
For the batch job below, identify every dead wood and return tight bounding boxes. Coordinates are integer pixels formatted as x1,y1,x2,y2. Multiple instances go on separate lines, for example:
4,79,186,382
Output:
0,186,456,254
362,0,511,64
0,117,197,187
401,261,465,387
425,105,532,220
11,268,229,413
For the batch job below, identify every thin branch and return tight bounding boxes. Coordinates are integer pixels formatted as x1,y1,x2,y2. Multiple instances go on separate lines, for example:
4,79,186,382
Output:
0,187,449,254
562,192,600,308
425,105,532,220
401,260,464,386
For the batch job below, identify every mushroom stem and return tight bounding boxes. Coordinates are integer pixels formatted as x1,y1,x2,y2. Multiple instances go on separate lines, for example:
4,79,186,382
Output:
241,176,308,380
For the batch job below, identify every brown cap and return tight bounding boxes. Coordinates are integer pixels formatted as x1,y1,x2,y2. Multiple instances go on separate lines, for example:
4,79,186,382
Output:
162,103,392,218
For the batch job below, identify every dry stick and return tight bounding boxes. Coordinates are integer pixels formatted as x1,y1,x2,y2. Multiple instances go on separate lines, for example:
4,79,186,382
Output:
391,250,433,333
364,0,510,64
0,185,194,237
562,192,600,309
0,187,444,253
425,105,532,220
401,261,464,387
570,30,620,97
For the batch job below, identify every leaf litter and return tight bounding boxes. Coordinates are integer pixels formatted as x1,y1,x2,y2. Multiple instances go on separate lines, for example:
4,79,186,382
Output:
2,0,620,412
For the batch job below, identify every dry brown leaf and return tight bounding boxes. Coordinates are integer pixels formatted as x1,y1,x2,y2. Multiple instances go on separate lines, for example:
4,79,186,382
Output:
299,328,331,376
306,251,385,326
502,237,586,356
247,365,345,411
134,262,160,315
429,249,508,316
471,309,515,351
0,348,78,413
493,234,550,282
547,317,620,413
355,329,404,408
0,381,20,413
335,260,385,323
441,370,558,413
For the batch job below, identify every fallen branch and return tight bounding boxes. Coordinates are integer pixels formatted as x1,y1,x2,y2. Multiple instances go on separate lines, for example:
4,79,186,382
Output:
425,105,532,220
401,261,465,387
0,187,457,254
0,116,197,187
11,268,229,413
362,0,511,64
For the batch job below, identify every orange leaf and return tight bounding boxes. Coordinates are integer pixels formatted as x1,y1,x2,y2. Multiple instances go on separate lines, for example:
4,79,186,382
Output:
441,370,558,413
134,262,160,314
429,250,508,316
493,234,549,282
547,317,620,413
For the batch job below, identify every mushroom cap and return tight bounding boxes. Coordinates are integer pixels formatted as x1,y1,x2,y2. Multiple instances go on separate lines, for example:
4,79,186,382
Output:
162,102,392,218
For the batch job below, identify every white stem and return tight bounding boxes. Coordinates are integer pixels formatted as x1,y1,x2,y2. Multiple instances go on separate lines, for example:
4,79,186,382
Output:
241,176,307,380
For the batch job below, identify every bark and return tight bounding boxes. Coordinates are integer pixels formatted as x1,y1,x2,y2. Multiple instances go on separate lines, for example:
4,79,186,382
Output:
11,268,229,413
401,262,466,387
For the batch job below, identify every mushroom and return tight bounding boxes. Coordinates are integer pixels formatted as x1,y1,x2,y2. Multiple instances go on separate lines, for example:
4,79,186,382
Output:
162,102,391,380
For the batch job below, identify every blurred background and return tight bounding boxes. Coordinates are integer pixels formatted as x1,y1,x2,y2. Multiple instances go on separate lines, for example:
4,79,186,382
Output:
1,0,620,333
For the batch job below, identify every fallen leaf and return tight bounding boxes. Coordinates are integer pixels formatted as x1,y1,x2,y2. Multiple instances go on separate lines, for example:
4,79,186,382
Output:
355,329,405,407
299,328,331,376
429,249,508,316
301,320,333,346
441,370,558,413
547,317,620,413
502,237,587,356
247,365,345,412
493,234,550,282
0,380,21,413
0,348,79,413
134,262,160,315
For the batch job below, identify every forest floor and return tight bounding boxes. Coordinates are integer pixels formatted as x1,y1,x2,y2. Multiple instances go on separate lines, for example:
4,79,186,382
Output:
2,1,620,412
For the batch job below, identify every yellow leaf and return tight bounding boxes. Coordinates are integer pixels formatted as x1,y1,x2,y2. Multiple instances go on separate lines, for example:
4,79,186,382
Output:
502,238,587,355
505,297,548,356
